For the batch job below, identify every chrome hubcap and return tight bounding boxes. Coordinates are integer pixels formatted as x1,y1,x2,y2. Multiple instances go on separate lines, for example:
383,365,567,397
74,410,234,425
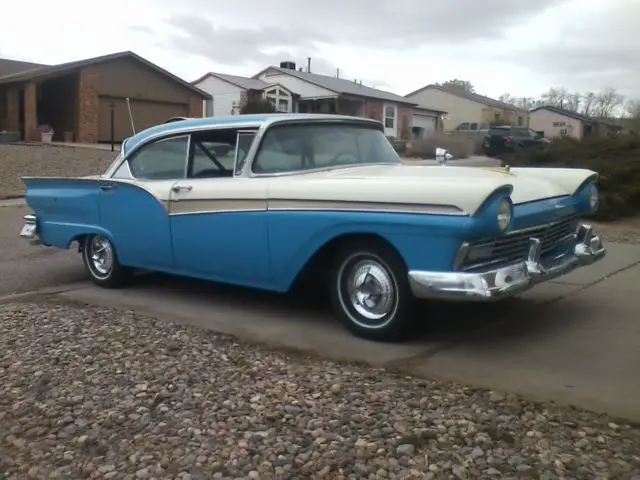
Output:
345,259,396,322
89,236,113,276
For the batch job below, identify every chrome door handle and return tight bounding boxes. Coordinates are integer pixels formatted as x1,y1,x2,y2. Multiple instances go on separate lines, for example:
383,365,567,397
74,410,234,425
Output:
171,185,193,193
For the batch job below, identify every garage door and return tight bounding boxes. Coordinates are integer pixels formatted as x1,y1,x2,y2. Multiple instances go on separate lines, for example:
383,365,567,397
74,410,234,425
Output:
412,114,436,137
98,97,189,142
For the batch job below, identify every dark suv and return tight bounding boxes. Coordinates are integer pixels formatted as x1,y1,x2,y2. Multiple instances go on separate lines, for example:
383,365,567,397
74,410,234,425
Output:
483,126,550,156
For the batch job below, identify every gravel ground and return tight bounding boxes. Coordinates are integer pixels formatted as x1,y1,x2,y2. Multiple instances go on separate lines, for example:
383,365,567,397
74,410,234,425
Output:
1,302,639,479
0,145,116,197
592,218,640,245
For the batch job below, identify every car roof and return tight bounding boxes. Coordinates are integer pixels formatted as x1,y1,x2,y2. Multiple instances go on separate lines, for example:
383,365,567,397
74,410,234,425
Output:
122,113,381,155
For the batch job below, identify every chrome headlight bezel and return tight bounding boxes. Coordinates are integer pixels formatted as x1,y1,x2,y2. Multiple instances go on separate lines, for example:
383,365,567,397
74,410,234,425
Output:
497,198,512,232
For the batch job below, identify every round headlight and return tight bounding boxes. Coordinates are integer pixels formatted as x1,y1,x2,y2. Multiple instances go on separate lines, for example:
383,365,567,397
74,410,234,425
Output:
588,183,599,210
497,199,512,232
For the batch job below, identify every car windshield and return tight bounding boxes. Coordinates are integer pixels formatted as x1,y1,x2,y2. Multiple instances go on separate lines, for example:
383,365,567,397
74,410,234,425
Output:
252,122,401,174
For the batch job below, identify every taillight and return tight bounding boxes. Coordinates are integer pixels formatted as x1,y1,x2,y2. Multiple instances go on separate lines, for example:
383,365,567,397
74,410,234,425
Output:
505,136,513,143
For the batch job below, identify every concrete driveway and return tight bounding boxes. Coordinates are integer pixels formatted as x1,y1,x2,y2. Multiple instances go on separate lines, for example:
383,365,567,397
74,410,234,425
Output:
2,201,640,421
53,243,640,421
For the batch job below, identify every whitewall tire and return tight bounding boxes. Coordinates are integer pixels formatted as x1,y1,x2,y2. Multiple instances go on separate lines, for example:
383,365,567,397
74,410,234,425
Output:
330,241,413,342
81,235,131,288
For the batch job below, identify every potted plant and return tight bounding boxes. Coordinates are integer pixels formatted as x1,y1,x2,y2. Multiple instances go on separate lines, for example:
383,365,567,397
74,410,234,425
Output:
38,124,54,144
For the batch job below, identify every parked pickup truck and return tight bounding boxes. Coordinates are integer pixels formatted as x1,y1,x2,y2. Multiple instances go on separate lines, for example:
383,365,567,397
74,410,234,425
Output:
483,126,550,157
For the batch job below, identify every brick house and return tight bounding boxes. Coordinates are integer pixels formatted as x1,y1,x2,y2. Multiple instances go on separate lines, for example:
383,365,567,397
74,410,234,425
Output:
194,61,417,139
0,51,210,143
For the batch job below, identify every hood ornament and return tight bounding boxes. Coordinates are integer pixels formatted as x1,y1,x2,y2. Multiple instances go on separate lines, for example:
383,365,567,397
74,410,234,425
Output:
435,147,453,166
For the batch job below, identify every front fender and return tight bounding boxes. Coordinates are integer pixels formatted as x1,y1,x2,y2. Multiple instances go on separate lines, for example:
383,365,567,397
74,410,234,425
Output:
267,210,473,291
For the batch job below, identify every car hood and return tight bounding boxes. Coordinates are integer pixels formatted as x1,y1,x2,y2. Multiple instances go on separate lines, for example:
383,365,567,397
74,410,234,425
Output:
268,164,597,215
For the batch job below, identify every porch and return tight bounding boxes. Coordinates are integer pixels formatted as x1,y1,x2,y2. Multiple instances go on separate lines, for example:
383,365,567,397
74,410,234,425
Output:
0,72,82,142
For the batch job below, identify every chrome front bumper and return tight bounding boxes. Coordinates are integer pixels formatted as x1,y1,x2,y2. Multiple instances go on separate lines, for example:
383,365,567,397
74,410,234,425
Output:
408,223,606,301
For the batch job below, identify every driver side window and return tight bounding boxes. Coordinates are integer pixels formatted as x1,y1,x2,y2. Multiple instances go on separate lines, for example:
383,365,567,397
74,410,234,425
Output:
128,135,189,180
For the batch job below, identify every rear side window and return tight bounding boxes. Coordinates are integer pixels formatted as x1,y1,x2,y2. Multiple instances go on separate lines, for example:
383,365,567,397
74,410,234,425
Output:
128,136,188,180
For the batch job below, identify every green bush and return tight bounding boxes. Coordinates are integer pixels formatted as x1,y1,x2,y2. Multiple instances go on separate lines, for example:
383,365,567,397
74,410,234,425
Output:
500,135,640,221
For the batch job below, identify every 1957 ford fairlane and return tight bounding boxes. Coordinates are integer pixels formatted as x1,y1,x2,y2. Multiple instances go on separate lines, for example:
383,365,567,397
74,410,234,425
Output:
20,114,605,342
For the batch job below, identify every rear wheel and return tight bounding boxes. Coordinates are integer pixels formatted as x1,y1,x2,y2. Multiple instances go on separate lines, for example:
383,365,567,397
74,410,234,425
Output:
330,241,413,342
81,235,131,288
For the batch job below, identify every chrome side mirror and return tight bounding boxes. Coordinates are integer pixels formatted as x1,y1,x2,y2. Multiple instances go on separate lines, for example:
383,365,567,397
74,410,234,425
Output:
435,147,453,166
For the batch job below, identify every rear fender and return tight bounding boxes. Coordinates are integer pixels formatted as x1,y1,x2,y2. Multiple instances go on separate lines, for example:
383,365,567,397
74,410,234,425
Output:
22,177,111,249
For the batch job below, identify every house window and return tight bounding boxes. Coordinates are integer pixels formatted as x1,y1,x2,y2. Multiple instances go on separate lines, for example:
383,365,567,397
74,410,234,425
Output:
559,128,568,136
384,106,396,129
553,121,566,127
517,116,524,126
264,86,291,112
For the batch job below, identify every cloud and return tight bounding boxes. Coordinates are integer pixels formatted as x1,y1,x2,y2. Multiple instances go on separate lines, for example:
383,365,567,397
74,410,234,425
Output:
156,0,566,48
496,1,640,97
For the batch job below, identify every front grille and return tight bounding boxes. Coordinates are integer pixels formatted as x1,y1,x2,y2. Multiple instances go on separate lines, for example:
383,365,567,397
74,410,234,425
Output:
460,215,578,271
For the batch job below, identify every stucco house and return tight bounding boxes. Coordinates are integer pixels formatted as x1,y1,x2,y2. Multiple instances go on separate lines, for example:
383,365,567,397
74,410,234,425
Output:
405,84,529,131
0,51,209,143
193,61,422,139
530,105,625,139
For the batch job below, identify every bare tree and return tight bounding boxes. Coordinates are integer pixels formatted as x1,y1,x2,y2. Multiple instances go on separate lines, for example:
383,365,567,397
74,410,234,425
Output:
437,79,475,92
582,91,597,116
565,93,582,112
499,93,517,105
541,87,570,108
624,99,640,118
594,87,625,119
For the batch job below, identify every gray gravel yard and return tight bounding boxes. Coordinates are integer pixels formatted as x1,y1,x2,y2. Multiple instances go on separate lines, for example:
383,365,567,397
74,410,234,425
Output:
1,301,639,480
0,145,116,198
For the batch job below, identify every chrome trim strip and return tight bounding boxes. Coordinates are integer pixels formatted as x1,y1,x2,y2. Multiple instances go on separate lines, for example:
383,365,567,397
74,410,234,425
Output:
183,134,192,179
408,225,606,301
268,199,463,215
167,198,465,216
170,199,266,215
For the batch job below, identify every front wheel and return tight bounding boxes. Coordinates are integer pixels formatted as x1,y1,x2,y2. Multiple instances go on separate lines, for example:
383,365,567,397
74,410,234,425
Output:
81,235,131,288
330,242,413,342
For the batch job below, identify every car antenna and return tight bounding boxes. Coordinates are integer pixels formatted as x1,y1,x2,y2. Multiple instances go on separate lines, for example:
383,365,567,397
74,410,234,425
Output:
126,97,136,134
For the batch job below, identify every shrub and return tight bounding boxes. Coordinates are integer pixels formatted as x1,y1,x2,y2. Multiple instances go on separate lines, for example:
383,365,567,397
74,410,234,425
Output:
405,132,483,159
500,135,640,221
240,99,277,114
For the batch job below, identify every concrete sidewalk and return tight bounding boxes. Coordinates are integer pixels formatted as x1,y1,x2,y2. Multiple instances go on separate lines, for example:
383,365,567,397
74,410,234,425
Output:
52,242,640,421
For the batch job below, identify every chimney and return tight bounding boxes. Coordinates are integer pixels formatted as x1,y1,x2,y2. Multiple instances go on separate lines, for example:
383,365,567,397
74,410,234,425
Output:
279,61,296,70
336,68,340,78
307,57,311,73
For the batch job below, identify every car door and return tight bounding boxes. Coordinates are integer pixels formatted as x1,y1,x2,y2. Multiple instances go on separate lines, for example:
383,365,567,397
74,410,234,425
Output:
168,129,272,286
100,134,189,270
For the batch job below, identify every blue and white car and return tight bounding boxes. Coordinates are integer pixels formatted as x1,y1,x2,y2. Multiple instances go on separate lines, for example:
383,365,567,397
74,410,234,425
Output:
20,114,605,342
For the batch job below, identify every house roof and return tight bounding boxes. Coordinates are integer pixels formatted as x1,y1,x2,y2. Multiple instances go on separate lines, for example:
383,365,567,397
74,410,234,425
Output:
0,51,211,98
0,58,47,77
254,66,416,105
530,105,594,123
413,105,448,115
191,72,270,91
406,84,527,112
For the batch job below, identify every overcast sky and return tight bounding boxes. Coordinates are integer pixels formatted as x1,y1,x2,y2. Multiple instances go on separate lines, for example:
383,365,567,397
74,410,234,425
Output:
1,0,638,100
